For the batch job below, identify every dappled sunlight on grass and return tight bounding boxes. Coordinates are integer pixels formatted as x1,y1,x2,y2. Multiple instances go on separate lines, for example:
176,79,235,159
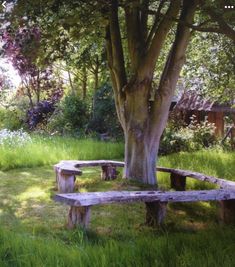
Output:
17,186,48,201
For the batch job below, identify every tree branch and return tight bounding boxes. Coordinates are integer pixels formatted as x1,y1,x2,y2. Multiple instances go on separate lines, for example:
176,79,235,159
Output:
150,0,198,144
125,1,145,72
146,0,166,49
140,0,149,43
108,0,127,91
205,7,235,43
141,0,181,79
105,24,125,129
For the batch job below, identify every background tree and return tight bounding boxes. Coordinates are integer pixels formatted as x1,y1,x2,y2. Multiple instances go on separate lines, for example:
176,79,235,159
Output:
1,25,63,107
182,33,235,104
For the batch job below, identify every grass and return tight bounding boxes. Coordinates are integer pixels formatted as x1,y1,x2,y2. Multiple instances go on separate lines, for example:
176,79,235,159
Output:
0,135,124,170
1,226,235,267
0,136,235,266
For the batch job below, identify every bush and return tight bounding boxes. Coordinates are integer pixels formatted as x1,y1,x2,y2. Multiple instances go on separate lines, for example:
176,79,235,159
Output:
47,93,90,135
160,116,216,155
88,83,122,138
0,107,24,130
188,115,216,147
26,100,55,129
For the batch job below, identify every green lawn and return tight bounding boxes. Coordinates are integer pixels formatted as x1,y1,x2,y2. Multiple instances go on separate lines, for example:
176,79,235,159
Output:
0,137,235,266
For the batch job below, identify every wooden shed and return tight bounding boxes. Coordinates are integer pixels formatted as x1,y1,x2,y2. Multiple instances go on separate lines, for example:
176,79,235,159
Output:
173,91,235,139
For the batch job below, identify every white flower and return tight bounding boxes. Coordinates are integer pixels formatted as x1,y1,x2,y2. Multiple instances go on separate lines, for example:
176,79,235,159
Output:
0,128,32,147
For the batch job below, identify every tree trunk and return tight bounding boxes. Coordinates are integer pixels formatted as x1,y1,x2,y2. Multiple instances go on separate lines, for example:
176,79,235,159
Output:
124,130,159,185
94,68,99,92
68,70,75,94
82,71,87,100
121,79,171,185
105,0,197,188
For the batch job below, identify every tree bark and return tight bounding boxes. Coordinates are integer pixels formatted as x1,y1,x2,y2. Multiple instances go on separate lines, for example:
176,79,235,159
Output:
82,66,87,99
106,0,198,187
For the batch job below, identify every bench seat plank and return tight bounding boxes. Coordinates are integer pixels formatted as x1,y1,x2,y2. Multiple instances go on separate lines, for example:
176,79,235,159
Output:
54,189,235,207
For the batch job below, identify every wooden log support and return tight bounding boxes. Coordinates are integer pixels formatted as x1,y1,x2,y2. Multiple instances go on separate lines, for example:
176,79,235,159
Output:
101,165,118,180
145,201,168,226
219,200,235,224
170,173,186,191
67,206,91,229
54,164,82,193
57,172,76,193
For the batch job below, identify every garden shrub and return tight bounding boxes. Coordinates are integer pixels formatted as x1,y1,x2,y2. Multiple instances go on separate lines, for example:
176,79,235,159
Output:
0,107,24,130
88,83,122,138
47,93,90,135
188,115,216,147
160,115,216,155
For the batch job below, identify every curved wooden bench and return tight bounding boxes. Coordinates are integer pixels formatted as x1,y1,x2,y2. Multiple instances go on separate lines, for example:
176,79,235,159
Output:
54,160,235,193
54,161,235,228
54,160,124,193
54,189,235,228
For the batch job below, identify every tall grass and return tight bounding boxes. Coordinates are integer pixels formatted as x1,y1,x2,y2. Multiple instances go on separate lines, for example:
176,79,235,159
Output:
0,135,124,170
0,226,234,267
0,137,235,266
159,149,235,181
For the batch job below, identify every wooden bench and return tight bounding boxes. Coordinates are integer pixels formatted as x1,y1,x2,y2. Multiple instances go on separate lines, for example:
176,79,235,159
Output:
54,189,235,228
54,160,124,193
54,160,235,228
54,160,235,193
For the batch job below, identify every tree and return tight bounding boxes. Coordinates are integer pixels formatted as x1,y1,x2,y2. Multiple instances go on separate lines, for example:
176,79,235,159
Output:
3,0,235,225
1,25,62,107
5,0,235,185
182,33,235,104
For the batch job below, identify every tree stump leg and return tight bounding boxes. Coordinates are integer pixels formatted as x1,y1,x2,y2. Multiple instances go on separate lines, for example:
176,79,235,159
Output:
170,173,186,191
57,172,76,193
219,200,235,224
145,201,168,226
67,206,91,229
101,165,118,180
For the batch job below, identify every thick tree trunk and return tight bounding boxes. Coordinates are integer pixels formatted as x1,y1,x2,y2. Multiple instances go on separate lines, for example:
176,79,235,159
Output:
124,131,159,185
106,0,197,189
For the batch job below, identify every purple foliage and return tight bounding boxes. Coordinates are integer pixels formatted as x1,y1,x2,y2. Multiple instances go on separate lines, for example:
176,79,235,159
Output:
26,88,63,129
27,100,55,129
1,25,64,129
1,26,40,77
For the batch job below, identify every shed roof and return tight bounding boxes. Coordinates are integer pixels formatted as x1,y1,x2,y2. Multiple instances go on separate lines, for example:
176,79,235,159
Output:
174,91,235,113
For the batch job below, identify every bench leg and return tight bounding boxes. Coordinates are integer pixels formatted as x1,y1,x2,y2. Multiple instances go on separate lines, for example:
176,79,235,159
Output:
219,200,235,224
145,201,168,226
170,173,186,191
67,206,91,229
57,172,76,193
101,165,118,180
